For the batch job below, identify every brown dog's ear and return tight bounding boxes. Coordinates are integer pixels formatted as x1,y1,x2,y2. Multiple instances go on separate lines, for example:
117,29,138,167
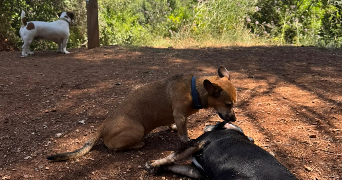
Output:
203,79,222,97
58,12,62,18
218,66,231,80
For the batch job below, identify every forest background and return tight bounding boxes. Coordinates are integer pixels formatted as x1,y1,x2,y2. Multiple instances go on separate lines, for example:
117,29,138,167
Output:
0,0,341,50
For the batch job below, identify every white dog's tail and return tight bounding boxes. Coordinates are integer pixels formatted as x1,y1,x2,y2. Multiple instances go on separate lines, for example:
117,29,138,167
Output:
21,10,27,26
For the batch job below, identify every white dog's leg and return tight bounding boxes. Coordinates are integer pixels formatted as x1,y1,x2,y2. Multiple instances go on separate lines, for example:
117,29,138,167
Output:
21,44,28,57
28,49,34,55
21,38,33,57
56,43,63,53
62,39,70,54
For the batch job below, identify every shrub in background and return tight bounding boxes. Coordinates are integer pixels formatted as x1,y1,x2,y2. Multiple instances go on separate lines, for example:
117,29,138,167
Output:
99,0,151,46
188,0,256,44
98,0,193,46
319,1,342,47
64,0,88,49
248,0,341,47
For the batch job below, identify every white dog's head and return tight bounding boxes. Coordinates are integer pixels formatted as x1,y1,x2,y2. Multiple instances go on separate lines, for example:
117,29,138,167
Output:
58,12,75,24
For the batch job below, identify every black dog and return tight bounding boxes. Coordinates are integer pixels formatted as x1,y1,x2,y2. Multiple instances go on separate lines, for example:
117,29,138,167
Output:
146,122,298,180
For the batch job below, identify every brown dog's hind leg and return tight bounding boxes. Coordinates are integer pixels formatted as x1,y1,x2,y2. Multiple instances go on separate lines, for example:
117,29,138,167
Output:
114,142,145,151
103,122,145,151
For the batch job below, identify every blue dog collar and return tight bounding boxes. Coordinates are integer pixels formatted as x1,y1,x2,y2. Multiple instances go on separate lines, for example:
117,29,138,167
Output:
191,76,203,109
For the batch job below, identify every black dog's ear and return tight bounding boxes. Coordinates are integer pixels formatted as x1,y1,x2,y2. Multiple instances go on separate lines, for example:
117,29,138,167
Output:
218,66,231,80
67,12,74,20
58,12,62,17
203,79,222,97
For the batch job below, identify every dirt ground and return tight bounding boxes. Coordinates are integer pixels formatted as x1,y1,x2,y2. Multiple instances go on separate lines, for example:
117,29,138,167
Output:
0,45,341,180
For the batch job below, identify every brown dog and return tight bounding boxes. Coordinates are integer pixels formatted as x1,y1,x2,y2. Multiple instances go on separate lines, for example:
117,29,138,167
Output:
47,66,237,161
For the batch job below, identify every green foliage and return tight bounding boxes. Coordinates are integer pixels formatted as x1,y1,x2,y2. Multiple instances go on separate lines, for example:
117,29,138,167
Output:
98,0,154,45
64,0,88,49
189,0,255,41
0,0,341,49
248,0,341,47
320,2,342,47
98,0,194,45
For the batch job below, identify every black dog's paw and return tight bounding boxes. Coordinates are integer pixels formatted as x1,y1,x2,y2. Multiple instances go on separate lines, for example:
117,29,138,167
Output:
145,161,168,175
145,161,153,170
145,162,159,174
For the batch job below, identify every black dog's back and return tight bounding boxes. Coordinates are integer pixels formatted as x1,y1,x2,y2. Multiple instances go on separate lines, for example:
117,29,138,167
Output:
193,128,297,180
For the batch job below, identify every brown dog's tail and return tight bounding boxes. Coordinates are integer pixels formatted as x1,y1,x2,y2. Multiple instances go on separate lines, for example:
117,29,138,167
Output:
47,130,101,161
21,10,27,26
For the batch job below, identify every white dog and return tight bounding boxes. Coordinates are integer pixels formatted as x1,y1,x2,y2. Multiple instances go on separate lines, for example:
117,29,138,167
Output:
19,10,74,57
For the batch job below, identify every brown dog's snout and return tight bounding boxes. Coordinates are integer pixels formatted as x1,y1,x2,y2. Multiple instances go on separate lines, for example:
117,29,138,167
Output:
218,111,236,122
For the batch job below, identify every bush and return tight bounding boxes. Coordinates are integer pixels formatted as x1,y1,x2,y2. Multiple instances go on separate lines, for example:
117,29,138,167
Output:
99,0,154,46
0,0,341,49
248,0,341,47
319,1,342,47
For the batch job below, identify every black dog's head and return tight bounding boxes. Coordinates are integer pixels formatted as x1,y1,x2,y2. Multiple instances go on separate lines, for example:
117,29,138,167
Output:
204,121,242,132
204,121,254,142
